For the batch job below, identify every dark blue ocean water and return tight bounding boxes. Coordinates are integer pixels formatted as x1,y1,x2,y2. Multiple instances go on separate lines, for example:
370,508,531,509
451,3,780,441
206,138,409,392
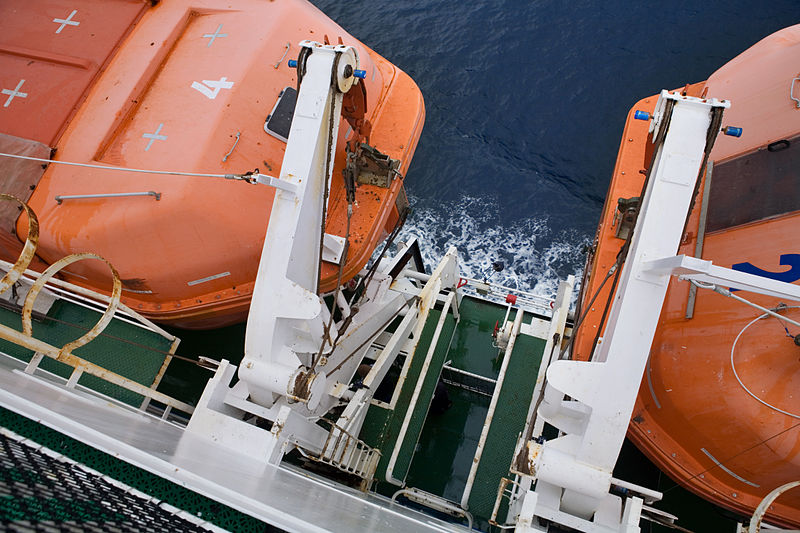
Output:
311,0,800,296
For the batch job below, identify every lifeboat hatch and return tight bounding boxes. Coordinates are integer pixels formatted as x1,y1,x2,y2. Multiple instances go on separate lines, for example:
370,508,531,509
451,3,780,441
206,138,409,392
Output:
263,86,297,143
706,133,800,233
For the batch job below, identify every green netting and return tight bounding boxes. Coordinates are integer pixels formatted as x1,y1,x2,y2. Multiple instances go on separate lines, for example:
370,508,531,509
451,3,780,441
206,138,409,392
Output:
0,300,172,406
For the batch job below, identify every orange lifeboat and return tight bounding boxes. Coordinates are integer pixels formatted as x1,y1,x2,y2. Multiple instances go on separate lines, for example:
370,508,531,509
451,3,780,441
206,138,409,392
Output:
0,0,424,329
574,26,800,526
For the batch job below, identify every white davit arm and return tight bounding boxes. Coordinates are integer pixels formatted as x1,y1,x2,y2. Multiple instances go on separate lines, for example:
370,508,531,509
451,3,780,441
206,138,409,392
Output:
516,91,731,533
239,42,359,409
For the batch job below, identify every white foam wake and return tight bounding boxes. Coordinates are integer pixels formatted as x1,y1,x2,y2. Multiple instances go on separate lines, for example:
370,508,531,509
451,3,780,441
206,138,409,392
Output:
396,195,589,300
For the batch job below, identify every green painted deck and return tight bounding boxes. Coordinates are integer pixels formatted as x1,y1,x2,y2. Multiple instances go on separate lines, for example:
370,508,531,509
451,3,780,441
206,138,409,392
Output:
0,300,174,407
406,387,489,502
445,298,506,379
405,296,510,505
362,295,548,528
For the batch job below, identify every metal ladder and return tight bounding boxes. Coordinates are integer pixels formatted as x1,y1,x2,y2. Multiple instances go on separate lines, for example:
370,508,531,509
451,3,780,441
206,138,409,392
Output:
313,419,381,482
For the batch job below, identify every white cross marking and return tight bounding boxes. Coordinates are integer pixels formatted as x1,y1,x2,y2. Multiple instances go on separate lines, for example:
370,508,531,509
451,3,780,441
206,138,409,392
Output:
191,77,234,100
2,80,28,108
202,24,228,47
53,10,80,34
142,123,168,151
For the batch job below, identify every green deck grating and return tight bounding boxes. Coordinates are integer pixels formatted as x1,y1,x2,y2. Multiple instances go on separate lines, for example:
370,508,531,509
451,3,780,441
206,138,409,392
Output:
0,300,173,407
361,294,549,528
359,307,457,491
405,387,489,502
466,324,546,519
377,296,549,529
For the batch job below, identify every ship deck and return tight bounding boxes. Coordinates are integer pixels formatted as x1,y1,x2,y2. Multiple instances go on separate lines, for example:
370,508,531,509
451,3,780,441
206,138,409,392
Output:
0,332,467,532
0,268,488,531
0,268,747,532
0,260,555,532
0,298,175,407
361,295,550,530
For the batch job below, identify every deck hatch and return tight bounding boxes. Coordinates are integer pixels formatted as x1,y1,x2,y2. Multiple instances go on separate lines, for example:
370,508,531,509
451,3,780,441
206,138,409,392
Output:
706,134,800,232
263,86,297,143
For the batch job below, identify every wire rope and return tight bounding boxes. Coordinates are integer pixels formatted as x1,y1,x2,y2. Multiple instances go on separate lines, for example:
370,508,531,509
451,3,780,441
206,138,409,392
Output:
0,152,258,182
729,306,800,419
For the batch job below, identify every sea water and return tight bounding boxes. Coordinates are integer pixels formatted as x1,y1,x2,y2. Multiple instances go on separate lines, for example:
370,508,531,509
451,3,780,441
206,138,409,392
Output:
311,0,800,295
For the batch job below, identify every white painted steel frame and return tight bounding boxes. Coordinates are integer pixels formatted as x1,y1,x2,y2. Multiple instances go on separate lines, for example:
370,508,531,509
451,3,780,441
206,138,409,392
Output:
385,290,456,486
240,42,358,408
517,91,730,532
499,276,575,526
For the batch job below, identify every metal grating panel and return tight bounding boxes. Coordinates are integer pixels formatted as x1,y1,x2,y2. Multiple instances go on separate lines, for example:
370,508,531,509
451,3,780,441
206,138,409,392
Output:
0,429,225,532
466,331,546,521
0,408,267,532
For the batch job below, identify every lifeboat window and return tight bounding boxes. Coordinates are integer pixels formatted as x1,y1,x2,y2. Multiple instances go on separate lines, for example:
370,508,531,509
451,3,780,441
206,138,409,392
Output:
263,87,297,143
706,134,800,233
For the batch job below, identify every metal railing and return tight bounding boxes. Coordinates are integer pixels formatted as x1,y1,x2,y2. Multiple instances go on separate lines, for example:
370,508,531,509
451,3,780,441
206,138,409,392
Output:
0,194,191,421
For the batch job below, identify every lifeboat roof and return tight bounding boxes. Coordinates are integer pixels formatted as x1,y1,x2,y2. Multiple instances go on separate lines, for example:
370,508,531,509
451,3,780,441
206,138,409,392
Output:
0,0,424,328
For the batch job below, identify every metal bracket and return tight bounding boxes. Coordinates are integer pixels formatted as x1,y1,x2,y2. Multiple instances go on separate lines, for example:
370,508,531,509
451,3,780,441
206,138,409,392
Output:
254,173,298,194
322,233,346,264
791,76,800,109
346,142,400,188
613,197,639,240
641,254,800,301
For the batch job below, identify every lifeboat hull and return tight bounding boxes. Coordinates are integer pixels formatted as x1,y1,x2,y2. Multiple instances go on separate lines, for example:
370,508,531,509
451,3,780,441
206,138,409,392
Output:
0,0,424,329
574,25,800,526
